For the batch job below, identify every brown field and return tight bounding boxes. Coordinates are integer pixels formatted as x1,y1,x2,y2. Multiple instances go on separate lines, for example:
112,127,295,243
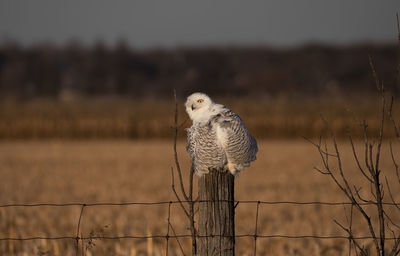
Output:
0,139,399,256
0,94,399,140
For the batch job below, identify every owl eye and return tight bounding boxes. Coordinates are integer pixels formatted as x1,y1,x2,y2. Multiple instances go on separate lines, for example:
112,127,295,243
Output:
197,99,204,103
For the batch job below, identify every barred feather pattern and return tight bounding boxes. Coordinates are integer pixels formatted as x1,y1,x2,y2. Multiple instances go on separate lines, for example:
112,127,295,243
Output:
186,123,227,175
186,108,258,176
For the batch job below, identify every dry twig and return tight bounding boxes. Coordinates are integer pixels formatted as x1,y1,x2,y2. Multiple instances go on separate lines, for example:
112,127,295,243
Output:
308,52,400,256
170,89,197,255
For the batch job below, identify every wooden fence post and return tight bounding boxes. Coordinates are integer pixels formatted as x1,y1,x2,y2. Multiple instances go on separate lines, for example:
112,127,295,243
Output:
198,169,235,256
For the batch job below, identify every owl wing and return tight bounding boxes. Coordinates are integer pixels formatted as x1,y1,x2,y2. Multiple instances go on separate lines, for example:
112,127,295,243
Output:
212,109,258,173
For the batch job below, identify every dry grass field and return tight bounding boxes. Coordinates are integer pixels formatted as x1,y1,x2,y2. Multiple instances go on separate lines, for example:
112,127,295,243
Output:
0,139,399,255
0,94,397,140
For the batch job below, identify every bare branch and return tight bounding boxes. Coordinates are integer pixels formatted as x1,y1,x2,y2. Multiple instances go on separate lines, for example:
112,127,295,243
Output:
313,166,330,175
385,177,400,211
333,219,368,256
369,55,382,93
369,143,375,174
396,13,400,103
187,164,197,254
370,182,378,201
362,121,373,174
343,203,354,256
171,168,190,218
178,117,189,129
386,221,396,240
172,89,189,202
348,133,373,183
354,186,375,204
319,115,380,255
383,210,400,231
366,61,387,254
390,141,400,184
349,204,354,256
168,223,186,256
374,79,385,175
323,138,330,171
303,136,338,157
171,90,197,255
389,234,400,256
320,116,354,198
388,97,400,141
312,24,400,256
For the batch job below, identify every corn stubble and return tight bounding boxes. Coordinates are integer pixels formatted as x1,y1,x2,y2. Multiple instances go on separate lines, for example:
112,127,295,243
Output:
0,140,399,255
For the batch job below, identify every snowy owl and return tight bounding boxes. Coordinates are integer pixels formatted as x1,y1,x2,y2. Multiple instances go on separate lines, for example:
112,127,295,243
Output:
185,92,258,176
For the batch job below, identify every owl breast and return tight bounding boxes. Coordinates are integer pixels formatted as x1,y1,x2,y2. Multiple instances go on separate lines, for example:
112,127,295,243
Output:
187,123,227,176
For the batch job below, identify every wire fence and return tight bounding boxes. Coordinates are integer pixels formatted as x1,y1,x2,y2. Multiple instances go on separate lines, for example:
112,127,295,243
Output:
1,200,399,256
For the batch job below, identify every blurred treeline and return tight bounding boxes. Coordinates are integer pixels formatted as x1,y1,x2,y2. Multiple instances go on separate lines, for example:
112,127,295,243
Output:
0,42,398,139
0,42,398,99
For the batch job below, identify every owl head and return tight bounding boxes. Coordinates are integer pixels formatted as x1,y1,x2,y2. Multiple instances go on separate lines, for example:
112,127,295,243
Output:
185,92,215,123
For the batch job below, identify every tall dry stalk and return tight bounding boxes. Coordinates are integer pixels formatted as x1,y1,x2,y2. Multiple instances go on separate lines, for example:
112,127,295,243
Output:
170,89,196,255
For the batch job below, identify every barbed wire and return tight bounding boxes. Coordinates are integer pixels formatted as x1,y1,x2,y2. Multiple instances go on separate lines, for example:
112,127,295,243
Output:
1,200,399,256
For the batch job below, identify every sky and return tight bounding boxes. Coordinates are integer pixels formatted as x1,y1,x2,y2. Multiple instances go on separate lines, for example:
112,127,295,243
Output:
0,0,399,48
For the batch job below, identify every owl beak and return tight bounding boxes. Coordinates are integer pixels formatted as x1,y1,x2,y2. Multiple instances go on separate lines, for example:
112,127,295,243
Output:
191,104,195,110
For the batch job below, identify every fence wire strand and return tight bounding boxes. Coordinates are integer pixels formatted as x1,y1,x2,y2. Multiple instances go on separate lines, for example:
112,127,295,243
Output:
1,200,399,255
1,200,399,208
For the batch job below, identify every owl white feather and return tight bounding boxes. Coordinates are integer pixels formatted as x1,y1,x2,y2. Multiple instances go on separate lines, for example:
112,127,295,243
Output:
185,92,258,176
